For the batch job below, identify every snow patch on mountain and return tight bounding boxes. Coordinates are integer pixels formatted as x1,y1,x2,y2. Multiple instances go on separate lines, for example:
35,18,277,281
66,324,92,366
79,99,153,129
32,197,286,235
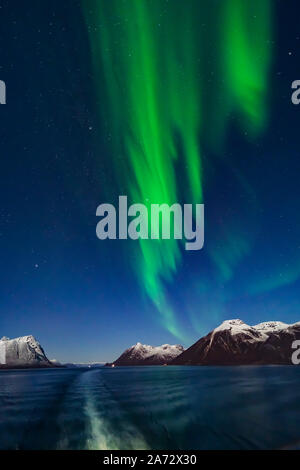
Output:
126,343,184,360
253,321,289,332
214,319,253,334
110,343,185,366
214,319,295,338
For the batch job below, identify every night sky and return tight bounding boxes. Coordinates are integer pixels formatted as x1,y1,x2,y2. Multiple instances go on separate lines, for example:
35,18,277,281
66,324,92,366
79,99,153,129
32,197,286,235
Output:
1,0,300,363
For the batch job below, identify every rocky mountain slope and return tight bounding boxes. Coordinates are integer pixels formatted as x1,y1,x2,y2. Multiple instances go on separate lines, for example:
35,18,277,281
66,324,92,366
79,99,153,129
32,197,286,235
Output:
172,319,300,365
108,343,184,366
0,335,53,368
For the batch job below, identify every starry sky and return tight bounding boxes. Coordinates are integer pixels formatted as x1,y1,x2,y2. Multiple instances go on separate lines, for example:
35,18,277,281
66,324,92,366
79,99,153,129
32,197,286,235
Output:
1,0,300,363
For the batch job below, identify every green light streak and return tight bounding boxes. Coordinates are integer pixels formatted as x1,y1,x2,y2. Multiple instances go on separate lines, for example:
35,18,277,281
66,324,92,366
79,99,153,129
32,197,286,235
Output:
83,0,272,339
223,0,272,136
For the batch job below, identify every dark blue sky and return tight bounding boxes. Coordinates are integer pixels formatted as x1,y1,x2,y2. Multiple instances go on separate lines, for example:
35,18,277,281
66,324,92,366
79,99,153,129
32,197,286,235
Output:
1,0,300,362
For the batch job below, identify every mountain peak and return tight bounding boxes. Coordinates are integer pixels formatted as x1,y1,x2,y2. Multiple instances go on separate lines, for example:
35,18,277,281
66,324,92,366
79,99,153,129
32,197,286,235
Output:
133,342,147,349
214,319,251,335
109,343,184,366
0,335,52,368
253,321,288,332
218,319,246,327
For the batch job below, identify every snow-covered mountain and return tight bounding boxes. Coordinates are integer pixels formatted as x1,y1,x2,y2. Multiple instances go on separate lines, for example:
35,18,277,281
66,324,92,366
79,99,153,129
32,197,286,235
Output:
0,335,53,368
172,319,300,366
108,343,185,366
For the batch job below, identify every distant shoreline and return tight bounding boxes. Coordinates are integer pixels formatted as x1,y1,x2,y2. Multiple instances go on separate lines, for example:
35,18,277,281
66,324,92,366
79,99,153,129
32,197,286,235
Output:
0,364,63,371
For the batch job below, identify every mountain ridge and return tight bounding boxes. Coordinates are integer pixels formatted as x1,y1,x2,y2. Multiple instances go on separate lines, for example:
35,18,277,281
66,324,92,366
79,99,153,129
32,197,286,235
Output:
107,342,185,366
172,319,300,365
0,335,55,369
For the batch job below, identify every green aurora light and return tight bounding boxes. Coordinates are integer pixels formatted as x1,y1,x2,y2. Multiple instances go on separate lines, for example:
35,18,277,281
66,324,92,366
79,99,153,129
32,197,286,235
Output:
84,0,272,340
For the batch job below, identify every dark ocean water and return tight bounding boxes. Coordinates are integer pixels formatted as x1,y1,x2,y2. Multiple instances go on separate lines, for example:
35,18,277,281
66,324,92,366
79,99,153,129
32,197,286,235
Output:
1,365,300,450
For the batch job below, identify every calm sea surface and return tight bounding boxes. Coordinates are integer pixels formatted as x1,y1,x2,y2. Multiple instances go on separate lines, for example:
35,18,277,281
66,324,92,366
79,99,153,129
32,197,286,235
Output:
1,366,300,450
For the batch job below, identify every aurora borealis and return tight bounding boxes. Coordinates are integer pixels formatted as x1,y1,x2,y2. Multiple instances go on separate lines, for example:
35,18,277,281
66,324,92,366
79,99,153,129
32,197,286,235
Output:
1,0,300,362
84,0,272,340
